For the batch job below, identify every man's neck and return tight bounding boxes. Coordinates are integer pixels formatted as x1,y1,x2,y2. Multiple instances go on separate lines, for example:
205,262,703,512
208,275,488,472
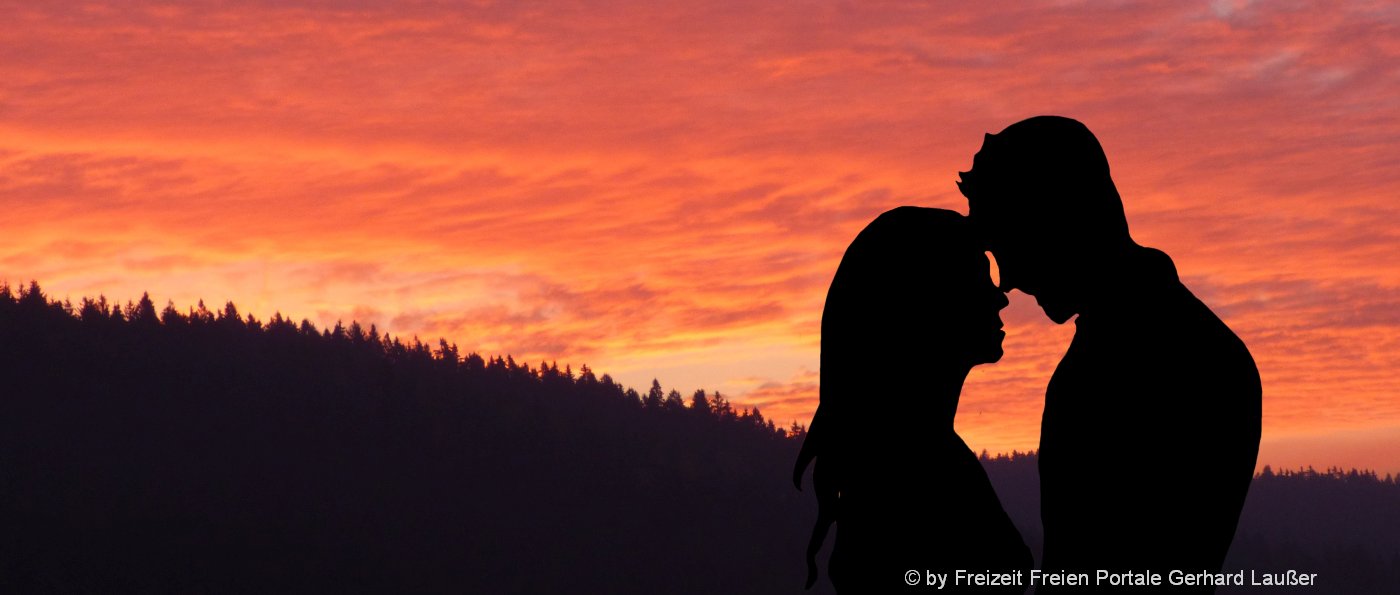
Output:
1074,245,1179,319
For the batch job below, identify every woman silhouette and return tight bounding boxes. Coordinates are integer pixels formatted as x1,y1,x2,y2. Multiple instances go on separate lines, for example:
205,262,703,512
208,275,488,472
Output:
794,207,1031,593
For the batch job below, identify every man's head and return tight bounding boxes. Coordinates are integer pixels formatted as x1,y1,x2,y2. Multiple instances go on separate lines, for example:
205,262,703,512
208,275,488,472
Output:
959,116,1133,323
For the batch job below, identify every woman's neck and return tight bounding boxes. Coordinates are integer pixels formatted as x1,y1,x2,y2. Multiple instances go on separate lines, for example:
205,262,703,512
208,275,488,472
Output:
913,363,972,432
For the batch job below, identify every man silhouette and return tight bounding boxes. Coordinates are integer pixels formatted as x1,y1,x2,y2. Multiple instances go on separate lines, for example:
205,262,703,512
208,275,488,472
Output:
960,116,1261,593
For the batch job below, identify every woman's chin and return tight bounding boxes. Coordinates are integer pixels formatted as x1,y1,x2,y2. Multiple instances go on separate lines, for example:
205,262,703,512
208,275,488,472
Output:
974,344,1005,365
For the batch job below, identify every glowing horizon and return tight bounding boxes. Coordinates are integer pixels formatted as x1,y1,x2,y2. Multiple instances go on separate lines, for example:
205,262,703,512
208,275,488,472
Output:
3,1,1398,474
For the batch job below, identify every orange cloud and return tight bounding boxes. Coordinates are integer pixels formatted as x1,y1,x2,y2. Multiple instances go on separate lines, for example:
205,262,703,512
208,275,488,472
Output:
2,1,1398,473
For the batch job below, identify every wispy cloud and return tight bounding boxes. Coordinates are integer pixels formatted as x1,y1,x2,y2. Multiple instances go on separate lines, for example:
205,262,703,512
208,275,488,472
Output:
2,0,1398,471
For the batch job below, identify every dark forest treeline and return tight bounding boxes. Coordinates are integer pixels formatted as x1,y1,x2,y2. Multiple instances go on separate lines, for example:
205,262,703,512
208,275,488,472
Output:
0,281,794,432
975,453,1400,594
2,282,1397,594
0,282,818,594
1223,464,1400,594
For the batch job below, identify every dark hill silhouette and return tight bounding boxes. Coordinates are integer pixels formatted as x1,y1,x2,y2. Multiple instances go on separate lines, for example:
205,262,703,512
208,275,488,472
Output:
1221,465,1400,594
0,282,828,594
1,282,1395,593
977,453,1400,595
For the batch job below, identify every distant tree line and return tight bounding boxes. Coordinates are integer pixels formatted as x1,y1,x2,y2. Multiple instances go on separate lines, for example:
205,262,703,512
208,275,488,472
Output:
0,281,797,435
1,281,1394,594
0,281,815,594
974,453,1400,594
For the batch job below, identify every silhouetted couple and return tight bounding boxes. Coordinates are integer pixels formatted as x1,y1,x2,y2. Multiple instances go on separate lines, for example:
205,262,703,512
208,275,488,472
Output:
794,116,1261,594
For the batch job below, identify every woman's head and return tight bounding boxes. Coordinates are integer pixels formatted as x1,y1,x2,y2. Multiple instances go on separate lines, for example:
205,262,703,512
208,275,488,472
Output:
796,207,1008,587
824,207,1008,369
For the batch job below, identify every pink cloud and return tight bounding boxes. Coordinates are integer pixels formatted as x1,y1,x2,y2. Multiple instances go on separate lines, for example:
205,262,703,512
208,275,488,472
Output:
2,0,1398,471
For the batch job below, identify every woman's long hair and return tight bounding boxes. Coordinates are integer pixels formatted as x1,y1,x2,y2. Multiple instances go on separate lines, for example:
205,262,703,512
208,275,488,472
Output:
792,207,976,588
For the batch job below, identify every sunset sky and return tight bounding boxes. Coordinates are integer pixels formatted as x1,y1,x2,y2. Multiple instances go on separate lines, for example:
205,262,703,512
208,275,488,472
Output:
3,1,1398,474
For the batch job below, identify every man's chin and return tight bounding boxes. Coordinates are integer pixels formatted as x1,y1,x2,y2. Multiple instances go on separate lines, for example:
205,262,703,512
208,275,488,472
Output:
1037,298,1077,324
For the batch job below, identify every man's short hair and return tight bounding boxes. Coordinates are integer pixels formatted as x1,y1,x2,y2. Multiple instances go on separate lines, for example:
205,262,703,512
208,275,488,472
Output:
959,116,1130,244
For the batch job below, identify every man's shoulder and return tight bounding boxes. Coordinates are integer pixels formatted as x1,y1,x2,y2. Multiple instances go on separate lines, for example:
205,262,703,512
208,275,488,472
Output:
1077,247,1257,370
1131,246,1181,286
